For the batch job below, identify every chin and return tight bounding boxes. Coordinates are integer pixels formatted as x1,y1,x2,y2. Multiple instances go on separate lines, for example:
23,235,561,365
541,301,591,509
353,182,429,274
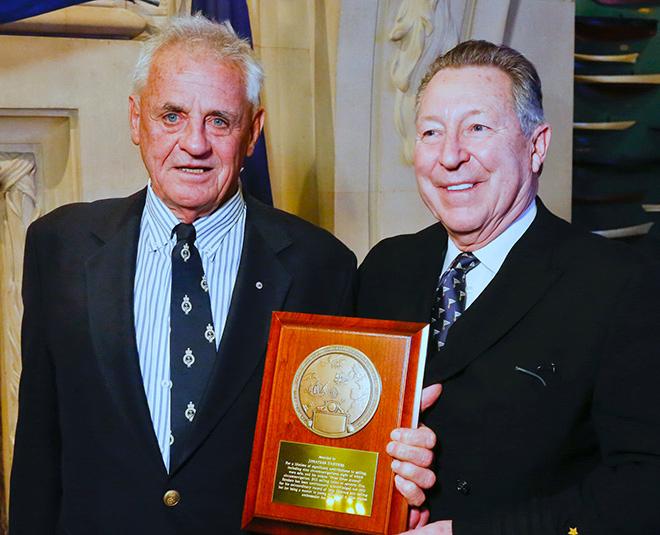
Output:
440,216,482,235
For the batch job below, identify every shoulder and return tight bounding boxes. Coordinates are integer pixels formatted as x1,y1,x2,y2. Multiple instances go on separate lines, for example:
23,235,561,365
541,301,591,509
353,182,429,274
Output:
245,195,356,270
522,208,660,312
539,209,648,275
361,222,445,272
28,190,145,240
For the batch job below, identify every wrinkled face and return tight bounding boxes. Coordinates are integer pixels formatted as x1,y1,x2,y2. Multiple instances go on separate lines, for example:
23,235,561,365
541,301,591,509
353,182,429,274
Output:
414,66,550,249
129,45,264,223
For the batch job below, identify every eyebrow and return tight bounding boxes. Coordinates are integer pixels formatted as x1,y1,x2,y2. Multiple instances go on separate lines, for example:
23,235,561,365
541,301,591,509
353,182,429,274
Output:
160,103,186,114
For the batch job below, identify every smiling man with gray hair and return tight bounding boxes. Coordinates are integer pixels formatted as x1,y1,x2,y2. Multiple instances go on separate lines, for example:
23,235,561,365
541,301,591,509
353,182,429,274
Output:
10,14,355,534
360,40,660,535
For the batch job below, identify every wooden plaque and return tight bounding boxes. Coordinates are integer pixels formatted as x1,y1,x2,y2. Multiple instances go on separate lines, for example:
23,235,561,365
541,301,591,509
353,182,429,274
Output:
242,312,429,534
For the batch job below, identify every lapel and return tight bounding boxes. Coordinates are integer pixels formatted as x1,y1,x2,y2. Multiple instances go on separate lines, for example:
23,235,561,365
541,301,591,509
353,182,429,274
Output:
171,196,293,472
85,189,166,472
403,224,449,322
424,201,565,384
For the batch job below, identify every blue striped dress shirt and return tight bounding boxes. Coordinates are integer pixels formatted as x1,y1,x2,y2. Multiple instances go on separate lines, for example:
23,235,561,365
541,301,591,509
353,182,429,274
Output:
134,185,246,471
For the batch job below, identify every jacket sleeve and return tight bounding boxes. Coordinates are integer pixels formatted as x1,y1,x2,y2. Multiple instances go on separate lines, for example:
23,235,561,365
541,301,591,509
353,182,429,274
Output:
453,262,660,535
10,224,62,533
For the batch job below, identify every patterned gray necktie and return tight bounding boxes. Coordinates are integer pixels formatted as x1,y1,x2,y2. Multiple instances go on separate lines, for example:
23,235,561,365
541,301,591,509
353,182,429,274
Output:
170,223,216,462
430,252,480,351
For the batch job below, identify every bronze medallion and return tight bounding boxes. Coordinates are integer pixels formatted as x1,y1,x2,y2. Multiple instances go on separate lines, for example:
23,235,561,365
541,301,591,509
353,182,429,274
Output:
292,345,382,438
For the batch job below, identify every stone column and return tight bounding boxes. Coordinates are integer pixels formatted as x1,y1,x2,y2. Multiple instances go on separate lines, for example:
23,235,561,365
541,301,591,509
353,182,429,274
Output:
0,152,40,525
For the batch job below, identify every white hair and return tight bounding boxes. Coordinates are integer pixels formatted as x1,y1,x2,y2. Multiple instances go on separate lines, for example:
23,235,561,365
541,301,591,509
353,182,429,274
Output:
131,13,264,107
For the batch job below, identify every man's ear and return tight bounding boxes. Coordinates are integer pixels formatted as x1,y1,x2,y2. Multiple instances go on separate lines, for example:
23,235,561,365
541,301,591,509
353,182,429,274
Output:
128,94,141,146
530,123,552,174
246,107,265,157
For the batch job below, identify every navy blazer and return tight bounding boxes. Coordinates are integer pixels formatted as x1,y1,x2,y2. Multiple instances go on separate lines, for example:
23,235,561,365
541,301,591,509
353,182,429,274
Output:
10,190,356,534
357,202,660,535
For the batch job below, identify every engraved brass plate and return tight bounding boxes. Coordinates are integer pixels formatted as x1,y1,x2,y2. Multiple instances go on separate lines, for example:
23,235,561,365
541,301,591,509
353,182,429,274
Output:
291,345,382,438
272,441,378,516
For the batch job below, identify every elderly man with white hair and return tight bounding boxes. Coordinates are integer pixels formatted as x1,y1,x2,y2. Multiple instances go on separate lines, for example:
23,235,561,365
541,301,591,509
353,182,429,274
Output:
10,15,355,534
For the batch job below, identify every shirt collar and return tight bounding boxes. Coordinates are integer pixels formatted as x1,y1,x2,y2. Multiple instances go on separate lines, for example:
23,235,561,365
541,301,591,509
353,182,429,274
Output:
142,185,179,251
142,184,246,256
194,187,246,256
444,200,537,274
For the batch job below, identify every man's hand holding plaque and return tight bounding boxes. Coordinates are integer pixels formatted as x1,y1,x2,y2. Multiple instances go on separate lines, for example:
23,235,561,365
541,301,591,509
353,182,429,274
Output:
387,385,453,535
387,384,442,532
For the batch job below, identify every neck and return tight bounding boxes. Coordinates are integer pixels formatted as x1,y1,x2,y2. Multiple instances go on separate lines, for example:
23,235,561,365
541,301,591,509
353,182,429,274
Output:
448,194,536,252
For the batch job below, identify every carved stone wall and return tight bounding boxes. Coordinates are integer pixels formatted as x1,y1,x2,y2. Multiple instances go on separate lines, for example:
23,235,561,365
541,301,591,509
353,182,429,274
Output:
0,26,145,532
0,153,40,531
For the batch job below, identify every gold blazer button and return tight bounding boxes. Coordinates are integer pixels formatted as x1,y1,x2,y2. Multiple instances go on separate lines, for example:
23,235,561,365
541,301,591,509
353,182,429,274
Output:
163,489,181,507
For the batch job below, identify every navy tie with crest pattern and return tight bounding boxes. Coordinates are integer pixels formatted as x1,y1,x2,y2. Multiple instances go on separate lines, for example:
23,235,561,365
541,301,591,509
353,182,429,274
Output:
430,252,480,352
170,223,216,463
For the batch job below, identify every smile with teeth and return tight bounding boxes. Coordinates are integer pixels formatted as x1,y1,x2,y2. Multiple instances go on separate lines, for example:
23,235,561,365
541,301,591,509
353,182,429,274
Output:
447,183,475,191
178,167,209,174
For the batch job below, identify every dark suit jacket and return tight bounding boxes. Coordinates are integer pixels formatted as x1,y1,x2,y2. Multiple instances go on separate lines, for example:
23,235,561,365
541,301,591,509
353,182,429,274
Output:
357,202,660,535
10,190,356,535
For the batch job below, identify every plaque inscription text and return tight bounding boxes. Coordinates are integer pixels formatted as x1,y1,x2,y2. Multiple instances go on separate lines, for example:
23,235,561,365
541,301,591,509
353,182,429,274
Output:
272,441,378,516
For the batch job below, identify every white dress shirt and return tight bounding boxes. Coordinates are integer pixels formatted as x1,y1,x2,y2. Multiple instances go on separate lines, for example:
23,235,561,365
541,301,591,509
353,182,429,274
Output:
442,201,537,309
133,184,246,471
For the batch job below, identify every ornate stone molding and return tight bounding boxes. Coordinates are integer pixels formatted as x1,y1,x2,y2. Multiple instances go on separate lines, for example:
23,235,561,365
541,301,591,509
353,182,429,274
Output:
389,0,459,163
0,152,40,519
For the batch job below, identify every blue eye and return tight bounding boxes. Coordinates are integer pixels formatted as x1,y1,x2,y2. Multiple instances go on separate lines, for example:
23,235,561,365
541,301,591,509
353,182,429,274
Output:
210,117,228,128
470,124,488,133
164,113,179,123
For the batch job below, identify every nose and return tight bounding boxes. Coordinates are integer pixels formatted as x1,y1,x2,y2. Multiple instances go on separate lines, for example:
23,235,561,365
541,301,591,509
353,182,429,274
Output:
438,132,469,170
179,117,211,157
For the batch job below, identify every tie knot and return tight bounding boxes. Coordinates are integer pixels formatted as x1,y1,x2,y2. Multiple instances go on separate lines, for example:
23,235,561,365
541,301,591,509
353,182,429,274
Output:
173,223,196,244
451,252,479,273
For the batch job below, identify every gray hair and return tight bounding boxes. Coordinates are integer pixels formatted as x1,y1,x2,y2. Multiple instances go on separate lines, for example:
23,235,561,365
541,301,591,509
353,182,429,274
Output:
417,40,545,137
132,13,264,108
